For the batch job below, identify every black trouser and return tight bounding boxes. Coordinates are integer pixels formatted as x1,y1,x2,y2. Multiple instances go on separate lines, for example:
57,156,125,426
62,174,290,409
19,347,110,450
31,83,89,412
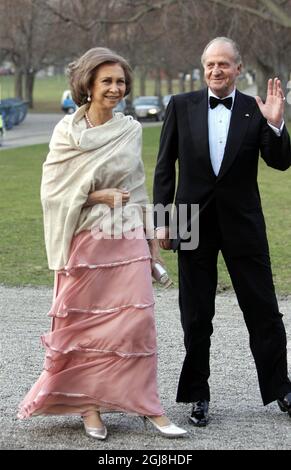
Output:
176,247,291,405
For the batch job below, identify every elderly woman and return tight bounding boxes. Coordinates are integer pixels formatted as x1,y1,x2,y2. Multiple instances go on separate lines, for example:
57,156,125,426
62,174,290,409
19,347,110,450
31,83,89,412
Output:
17,48,187,440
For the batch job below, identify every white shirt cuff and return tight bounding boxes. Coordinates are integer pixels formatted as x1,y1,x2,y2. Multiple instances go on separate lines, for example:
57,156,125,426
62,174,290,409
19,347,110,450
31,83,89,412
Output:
267,120,284,136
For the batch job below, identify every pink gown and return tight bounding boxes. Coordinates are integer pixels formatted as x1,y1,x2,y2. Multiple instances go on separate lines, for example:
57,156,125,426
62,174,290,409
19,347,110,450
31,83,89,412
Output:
18,226,164,418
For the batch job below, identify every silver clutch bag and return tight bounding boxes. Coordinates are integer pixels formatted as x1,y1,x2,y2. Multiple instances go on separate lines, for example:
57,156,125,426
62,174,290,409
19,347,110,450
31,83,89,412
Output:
152,262,173,288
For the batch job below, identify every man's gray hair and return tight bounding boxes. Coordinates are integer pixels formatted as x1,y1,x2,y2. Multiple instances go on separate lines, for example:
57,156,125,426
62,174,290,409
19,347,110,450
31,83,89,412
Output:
201,37,242,65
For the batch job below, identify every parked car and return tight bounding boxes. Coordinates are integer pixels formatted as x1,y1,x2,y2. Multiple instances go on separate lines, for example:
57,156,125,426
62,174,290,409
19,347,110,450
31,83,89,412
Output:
113,98,136,118
0,67,13,76
61,90,77,114
0,113,4,146
133,96,164,121
162,94,173,108
0,98,28,130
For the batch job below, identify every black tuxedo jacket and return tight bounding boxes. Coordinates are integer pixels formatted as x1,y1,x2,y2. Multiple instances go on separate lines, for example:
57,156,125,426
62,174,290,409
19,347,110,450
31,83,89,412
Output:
153,88,291,254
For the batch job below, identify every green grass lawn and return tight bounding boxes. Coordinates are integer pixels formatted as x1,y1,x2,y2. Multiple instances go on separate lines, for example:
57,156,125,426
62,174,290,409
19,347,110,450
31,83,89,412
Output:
1,127,291,293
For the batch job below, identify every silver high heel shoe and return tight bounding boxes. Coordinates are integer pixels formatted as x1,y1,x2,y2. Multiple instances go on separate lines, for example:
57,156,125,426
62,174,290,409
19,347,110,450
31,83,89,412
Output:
84,424,107,440
142,416,187,438
82,417,108,440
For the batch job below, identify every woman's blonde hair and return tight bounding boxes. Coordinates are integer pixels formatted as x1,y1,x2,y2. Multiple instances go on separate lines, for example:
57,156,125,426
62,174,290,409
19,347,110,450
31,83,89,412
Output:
67,47,133,106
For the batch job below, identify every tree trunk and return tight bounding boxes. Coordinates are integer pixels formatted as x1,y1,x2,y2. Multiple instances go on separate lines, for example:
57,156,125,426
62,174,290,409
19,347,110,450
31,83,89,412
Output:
255,62,274,101
127,77,134,103
199,67,204,90
139,67,146,96
166,75,173,94
189,74,195,92
14,68,23,99
24,71,35,108
154,68,161,97
179,73,185,93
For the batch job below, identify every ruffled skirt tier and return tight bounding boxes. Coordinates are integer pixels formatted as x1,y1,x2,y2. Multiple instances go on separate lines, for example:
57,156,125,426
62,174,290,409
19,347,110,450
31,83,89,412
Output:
18,227,164,418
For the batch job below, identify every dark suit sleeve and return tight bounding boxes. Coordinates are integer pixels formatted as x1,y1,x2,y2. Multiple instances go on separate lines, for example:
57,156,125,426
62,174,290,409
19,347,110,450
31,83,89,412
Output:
153,97,178,226
260,121,291,171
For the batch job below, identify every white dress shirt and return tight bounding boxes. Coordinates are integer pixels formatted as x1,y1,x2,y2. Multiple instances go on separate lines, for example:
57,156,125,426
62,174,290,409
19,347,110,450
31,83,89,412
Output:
208,89,235,176
208,88,284,176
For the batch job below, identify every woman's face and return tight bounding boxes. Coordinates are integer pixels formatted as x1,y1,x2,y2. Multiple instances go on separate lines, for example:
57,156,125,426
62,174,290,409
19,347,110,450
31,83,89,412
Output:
90,63,126,110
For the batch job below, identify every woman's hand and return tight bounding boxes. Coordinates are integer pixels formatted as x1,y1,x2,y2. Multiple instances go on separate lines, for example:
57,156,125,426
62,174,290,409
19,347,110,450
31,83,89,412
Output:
84,188,130,209
148,238,164,269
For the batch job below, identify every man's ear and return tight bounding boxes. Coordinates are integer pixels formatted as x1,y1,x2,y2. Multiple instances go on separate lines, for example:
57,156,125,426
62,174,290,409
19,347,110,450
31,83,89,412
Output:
237,63,242,76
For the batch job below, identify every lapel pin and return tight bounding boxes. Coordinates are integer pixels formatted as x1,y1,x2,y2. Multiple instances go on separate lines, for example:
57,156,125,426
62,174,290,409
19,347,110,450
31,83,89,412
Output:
245,113,250,117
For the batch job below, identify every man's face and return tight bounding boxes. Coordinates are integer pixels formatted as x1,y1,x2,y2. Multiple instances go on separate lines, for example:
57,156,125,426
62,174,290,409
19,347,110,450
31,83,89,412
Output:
203,42,241,98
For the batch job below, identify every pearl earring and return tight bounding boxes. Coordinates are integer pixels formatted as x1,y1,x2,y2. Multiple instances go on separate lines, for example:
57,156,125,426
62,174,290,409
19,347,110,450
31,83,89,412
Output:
87,95,91,102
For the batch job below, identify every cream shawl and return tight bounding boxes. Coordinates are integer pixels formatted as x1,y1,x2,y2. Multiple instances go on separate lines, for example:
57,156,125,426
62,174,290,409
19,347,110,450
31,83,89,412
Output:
41,105,153,270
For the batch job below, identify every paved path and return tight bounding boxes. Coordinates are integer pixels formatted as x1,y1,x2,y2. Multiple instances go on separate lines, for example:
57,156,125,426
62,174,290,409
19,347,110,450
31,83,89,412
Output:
0,113,162,150
1,285,290,450
0,113,62,149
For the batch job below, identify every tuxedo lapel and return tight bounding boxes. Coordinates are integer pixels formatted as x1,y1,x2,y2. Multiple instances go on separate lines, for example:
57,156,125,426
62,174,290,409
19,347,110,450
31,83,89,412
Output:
217,90,256,181
187,89,215,179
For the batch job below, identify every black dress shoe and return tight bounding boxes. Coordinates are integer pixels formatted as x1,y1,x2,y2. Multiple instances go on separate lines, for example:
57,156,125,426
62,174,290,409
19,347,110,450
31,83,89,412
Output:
189,400,209,427
277,392,291,417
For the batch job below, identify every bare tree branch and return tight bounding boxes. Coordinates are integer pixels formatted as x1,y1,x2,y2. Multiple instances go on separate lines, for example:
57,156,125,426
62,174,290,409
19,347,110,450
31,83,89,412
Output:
43,0,291,31
257,0,291,27
207,0,291,28
44,0,178,30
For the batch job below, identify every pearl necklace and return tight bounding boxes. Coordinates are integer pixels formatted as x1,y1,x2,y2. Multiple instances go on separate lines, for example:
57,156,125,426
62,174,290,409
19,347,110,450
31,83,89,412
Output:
85,112,95,128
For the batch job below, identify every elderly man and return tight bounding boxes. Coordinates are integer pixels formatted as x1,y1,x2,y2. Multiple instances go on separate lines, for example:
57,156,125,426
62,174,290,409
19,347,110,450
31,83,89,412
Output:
153,37,291,426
